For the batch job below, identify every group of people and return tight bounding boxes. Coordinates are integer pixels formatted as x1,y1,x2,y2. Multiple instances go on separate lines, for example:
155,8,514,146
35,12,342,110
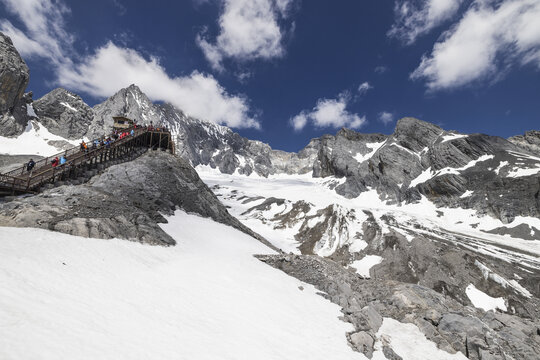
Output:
24,122,169,175
50,155,67,168
79,128,136,154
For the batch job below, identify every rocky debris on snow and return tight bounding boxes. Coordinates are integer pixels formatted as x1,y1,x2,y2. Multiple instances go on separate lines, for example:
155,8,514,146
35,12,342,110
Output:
0,151,269,247
509,130,540,155
257,254,540,359
0,32,31,137
33,88,94,139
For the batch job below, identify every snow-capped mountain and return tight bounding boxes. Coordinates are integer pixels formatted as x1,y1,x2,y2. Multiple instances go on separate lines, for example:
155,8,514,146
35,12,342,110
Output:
1,30,540,359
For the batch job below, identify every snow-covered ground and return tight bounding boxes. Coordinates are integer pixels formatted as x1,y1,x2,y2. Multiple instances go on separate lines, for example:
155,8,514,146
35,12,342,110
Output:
350,255,383,278
196,166,540,274
465,284,507,312
373,318,467,360
0,211,478,359
0,211,364,360
0,121,82,156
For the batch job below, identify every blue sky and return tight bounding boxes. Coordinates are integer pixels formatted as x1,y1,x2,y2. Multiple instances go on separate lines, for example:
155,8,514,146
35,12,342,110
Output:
1,0,539,151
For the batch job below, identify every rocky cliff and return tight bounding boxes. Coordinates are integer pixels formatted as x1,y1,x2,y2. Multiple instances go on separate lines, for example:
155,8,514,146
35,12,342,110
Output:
509,130,540,155
33,88,94,139
0,33,32,137
0,151,266,246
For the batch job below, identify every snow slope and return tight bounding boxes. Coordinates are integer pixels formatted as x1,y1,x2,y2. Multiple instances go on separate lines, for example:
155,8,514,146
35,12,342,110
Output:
0,211,363,360
0,121,82,156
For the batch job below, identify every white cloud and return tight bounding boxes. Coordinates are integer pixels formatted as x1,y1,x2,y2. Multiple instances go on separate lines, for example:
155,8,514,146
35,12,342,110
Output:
197,0,296,71
290,112,308,131
0,0,259,129
411,0,540,90
358,82,373,95
0,0,73,65
290,93,367,131
375,65,388,74
57,42,259,129
378,111,395,125
389,0,464,44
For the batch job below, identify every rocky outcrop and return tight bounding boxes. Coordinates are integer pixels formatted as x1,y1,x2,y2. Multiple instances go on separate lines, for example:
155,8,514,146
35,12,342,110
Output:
258,254,540,359
33,88,94,139
0,32,31,137
509,130,540,155
89,84,160,139
0,151,268,246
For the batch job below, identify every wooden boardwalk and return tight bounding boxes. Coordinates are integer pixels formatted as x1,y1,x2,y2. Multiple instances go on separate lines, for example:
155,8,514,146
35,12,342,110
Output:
0,127,174,196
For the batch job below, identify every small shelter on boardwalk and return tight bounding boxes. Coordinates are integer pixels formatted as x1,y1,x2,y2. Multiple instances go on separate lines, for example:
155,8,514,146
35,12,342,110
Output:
113,116,135,130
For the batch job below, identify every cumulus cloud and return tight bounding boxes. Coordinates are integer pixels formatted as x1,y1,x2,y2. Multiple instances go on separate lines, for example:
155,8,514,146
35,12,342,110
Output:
0,0,73,64
290,93,367,131
358,82,373,95
389,0,464,44
197,0,296,71
58,42,259,128
378,111,395,125
0,0,259,129
411,0,540,90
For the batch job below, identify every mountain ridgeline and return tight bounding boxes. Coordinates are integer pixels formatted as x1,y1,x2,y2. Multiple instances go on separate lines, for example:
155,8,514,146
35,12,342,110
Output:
5,80,537,236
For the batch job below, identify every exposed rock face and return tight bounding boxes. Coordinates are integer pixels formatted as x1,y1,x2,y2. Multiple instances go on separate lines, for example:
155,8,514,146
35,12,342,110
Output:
258,254,540,359
89,84,160,139
0,151,266,246
33,88,94,139
0,32,31,137
509,130,540,155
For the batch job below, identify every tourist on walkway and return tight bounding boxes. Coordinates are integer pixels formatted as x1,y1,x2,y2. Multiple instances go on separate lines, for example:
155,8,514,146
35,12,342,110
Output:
26,159,35,173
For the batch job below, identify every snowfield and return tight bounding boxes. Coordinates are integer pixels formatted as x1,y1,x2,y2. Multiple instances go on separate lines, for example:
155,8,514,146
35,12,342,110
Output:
0,211,478,359
0,211,363,360
196,166,540,272
0,120,82,156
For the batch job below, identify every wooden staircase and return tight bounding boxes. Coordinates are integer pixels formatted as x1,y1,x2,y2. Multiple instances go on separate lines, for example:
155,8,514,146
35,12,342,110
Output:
0,127,174,196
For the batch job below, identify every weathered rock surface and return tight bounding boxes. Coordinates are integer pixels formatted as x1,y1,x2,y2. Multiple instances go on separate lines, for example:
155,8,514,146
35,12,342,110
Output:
77,83,539,229
0,151,268,246
89,84,160,139
0,32,31,137
33,88,94,139
509,130,540,155
258,254,540,359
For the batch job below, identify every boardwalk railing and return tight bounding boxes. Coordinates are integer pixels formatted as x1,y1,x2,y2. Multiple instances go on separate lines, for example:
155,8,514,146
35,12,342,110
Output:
0,127,174,195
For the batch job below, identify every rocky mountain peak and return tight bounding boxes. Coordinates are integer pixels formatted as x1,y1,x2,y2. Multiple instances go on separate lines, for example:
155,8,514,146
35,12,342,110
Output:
33,87,94,139
89,84,159,138
0,32,31,137
392,117,443,152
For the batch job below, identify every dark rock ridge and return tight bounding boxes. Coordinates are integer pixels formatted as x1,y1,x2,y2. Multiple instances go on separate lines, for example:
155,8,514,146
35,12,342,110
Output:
33,88,94,139
0,151,268,246
0,33,32,137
